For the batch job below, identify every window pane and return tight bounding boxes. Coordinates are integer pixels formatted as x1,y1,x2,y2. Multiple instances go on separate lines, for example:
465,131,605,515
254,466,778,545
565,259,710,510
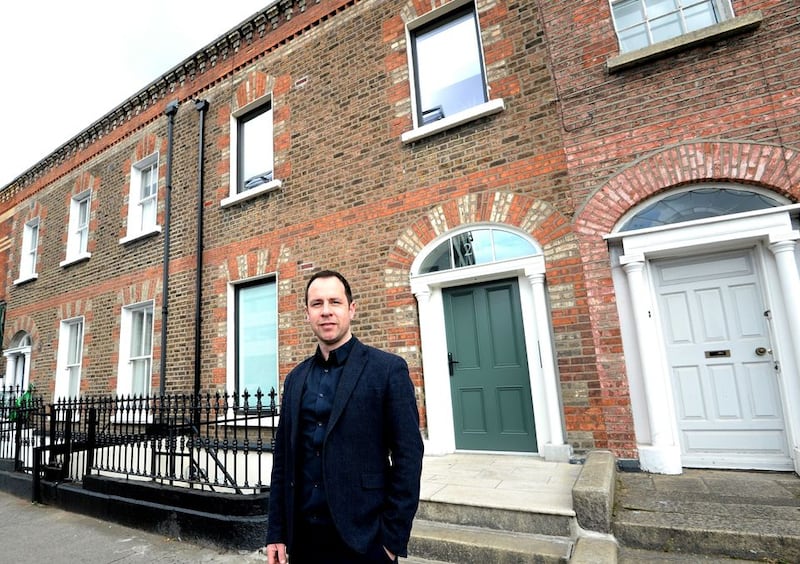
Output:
620,188,783,231
77,197,90,253
78,197,89,225
470,229,494,265
452,229,493,268
130,308,153,357
493,230,538,261
614,0,721,51
684,2,717,32
143,309,153,353
419,240,452,274
29,223,39,252
68,366,80,398
420,229,539,274
650,12,683,43
614,0,645,30
237,281,277,398
67,322,83,364
78,225,89,253
131,359,150,397
131,311,143,355
414,7,485,124
240,106,273,193
141,165,158,198
140,197,156,230
645,0,678,19
619,26,650,51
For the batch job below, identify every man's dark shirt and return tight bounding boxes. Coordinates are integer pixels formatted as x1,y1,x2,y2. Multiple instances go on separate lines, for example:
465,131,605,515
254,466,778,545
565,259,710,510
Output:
298,338,354,525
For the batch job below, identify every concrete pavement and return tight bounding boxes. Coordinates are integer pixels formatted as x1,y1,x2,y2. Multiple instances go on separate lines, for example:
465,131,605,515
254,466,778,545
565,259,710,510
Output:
0,490,265,563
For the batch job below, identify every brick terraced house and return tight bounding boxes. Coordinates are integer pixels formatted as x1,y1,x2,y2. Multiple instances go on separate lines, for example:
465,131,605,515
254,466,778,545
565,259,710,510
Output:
1,0,799,475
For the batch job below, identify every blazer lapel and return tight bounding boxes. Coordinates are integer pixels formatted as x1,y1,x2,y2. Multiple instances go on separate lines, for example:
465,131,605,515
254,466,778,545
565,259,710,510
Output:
327,339,366,432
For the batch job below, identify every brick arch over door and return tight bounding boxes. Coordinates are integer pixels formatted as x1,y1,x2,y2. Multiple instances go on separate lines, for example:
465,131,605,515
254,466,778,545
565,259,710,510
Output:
384,190,624,453
572,141,800,458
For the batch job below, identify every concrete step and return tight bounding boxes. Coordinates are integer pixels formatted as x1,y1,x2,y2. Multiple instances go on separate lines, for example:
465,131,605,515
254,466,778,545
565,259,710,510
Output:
614,482,800,562
416,498,575,537
614,504,800,562
409,518,573,564
618,546,762,563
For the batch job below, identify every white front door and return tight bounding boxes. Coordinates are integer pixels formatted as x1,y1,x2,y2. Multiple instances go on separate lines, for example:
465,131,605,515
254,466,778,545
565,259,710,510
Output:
654,248,792,470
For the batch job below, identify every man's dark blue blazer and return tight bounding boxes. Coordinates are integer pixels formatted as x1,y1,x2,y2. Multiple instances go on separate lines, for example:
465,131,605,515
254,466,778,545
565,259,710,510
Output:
266,337,424,557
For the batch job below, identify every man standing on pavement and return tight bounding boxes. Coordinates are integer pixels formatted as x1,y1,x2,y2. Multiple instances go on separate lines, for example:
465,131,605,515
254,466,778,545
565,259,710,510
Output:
266,270,424,563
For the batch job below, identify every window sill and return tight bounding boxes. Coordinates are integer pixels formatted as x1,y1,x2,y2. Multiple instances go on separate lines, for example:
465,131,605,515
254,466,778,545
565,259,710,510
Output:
60,252,92,268
13,273,38,286
401,99,506,144
607,11,763,73
119,226,162,245
221,179,283,208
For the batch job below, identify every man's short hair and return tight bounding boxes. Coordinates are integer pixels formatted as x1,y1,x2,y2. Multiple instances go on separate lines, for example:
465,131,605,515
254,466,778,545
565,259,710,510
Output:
305,270,354,305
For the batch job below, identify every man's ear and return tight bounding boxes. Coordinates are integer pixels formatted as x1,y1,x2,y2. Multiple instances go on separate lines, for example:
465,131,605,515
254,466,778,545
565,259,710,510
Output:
349,301,356,319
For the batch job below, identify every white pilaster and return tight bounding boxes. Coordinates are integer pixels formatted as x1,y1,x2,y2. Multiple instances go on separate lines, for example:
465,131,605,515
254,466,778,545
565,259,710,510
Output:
769,237,800,364
526,270,571,462
411,283,456,455
621,256,681,474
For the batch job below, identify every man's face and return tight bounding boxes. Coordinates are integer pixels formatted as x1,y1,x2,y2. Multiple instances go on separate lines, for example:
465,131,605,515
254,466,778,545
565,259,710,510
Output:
305,276,356,352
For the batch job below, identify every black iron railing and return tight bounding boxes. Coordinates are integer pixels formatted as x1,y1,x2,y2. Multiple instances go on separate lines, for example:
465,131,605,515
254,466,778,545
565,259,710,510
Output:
0,387,278,497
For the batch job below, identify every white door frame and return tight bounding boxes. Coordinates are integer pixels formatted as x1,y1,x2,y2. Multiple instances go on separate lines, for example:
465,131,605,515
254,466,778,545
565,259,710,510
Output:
607,204,800,474
410,248,570,461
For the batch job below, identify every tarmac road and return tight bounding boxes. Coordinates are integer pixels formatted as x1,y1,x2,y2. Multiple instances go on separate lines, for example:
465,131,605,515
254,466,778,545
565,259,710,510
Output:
0,490,266,563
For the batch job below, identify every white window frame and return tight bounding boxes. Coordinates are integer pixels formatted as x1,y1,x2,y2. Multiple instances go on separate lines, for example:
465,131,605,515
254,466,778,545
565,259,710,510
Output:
226,276,279,410
14,218,40,285
401,0,504,144
116,301,154,398
610,0,734,53
120,153,161,244
222,97,282,208
61,190,92,266
55,317,84,400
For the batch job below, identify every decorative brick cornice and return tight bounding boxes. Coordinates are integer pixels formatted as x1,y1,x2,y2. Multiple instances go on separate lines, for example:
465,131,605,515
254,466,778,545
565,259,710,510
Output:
1,0,350,196
575,140,800,237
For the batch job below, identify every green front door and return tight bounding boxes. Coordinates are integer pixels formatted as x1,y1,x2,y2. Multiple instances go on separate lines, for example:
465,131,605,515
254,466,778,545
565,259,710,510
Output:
443,278,537,452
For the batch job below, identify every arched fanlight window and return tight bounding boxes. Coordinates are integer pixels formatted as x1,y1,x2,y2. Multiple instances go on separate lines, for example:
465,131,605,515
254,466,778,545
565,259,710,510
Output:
418,227,540,274
619,187,784,232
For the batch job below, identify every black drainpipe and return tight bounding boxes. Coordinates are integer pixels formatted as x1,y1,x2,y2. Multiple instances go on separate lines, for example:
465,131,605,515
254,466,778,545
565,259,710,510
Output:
161,100,179,397
193,99,209,404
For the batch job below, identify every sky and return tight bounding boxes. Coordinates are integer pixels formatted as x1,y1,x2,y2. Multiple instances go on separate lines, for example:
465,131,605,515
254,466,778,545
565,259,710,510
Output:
0,1,271,188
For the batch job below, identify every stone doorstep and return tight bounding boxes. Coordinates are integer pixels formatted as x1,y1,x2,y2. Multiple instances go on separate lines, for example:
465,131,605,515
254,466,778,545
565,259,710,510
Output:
408,452,623,564
415,499,575,538
613,509,800,562
409,519,573,564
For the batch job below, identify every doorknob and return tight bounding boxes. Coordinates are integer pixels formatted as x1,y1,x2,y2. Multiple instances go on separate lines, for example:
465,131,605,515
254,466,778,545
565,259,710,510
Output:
755,347,771,356
447,352,459,376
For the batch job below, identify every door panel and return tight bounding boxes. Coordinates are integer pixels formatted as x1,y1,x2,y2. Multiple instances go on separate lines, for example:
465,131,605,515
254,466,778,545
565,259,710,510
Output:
444,279,536,452
654,249,791,469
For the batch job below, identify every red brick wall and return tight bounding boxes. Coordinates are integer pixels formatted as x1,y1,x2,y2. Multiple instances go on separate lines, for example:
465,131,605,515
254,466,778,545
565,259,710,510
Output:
538,0,800,457
1,0,797,459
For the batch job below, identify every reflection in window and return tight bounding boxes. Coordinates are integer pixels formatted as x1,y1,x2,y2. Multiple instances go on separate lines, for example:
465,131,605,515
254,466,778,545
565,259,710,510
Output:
620,187,782,232
236,279,277,404
237,102,274,194
419,228,539,274
410,4,487,126
611,0,724,53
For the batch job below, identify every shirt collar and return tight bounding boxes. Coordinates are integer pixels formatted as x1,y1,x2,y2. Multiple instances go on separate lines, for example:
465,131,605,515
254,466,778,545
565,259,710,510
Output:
314,336,355,368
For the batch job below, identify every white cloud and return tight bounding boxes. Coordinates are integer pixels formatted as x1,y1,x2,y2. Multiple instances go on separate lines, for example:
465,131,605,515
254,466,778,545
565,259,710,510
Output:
0,0,269,187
